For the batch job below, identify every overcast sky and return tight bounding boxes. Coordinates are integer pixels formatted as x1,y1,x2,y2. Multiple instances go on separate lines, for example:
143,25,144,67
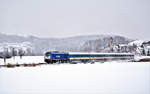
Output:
0,0,149,40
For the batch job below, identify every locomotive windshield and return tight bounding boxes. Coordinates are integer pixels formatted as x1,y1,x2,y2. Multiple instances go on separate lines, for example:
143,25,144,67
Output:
45,52,50,56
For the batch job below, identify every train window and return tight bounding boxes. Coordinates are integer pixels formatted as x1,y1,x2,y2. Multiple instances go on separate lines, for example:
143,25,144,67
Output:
45,52,51,56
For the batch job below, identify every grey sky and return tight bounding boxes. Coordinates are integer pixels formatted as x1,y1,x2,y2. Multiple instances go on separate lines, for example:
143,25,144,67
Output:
0,0,149,40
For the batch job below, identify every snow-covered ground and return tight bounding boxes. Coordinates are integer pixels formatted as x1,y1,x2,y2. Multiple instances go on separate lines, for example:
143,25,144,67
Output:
134,56,150,62
0,56,150,94
0,56,44,65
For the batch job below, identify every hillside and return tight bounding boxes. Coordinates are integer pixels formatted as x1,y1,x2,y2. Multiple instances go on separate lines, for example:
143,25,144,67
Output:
0,33,134,55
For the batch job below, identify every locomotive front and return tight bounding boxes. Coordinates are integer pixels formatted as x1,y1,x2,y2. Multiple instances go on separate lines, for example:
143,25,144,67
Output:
44,51,69,64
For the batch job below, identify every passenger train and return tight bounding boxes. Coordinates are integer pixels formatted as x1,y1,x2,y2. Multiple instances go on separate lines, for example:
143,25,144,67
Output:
44,51,134,63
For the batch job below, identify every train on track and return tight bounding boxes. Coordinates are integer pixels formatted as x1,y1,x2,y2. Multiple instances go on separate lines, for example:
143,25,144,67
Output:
44,51,134,64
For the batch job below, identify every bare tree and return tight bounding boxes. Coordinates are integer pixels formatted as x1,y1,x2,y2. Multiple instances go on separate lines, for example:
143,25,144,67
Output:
18,49,25,59
12,48,17,59
3,48,10,65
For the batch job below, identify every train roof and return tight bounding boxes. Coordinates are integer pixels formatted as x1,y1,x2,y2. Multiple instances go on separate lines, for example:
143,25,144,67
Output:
45,51,134,56
45,51,68,54
68,52,134,55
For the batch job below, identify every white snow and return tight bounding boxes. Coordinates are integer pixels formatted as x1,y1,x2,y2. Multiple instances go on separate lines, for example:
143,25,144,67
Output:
134,56,150,61
0,56,150,94
128,40,144,46
0,56,44,65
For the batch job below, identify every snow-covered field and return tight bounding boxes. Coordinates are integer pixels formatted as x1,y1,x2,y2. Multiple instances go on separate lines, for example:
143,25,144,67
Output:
0,56,44,65
0,56,150,94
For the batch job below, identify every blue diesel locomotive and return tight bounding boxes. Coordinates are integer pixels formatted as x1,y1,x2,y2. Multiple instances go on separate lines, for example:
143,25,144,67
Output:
44,51,134,63
44,51,69,64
